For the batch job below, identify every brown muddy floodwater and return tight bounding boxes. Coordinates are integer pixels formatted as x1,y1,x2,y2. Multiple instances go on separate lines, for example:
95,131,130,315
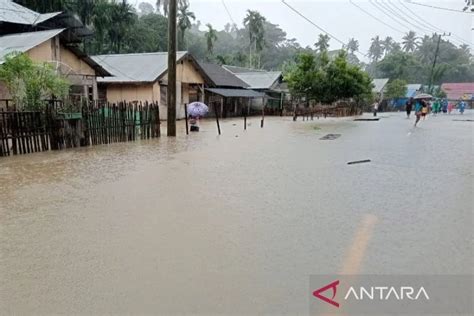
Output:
1,114,473,315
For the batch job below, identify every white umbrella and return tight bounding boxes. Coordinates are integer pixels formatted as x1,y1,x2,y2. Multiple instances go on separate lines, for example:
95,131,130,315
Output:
187,102,209,117
414,93,433,100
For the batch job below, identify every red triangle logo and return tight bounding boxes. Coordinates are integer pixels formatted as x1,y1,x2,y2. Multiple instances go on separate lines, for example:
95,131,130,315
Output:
312,280,340,308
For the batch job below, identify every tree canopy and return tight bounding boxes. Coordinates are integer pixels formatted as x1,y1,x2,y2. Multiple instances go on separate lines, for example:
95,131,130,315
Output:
0,54,70,110
13,0,474,85
385,79,408,99
284,52,373,105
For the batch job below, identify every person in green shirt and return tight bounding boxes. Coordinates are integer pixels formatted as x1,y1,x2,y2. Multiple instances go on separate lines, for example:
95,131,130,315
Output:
432,99,441,115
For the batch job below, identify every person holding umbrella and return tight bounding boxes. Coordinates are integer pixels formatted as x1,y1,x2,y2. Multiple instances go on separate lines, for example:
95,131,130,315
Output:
187,102,209,132
413,94,432,127
414,99,423,126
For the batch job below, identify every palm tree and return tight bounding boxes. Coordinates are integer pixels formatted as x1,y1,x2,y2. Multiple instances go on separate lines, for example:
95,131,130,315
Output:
391,42,402,52
177,2,196,50
91,0,112,53
243,10,266,68
156,0,187,16
314,34,330,53
205,24,218,58
402,31,419,52
74,0,95,26
382,36,394,56
108,0,135,53
347,38,359,54
107,0,136,53
459,44,470,56
417,35,434,63
369,36,383,62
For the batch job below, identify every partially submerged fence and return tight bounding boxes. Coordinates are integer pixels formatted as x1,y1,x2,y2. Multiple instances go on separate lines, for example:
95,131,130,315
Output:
0,101,161,157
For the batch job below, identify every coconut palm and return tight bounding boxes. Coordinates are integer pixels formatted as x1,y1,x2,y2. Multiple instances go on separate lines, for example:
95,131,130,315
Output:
243,10,266,68
177,2,196,49
417,35,434,63
75,0,95,26
382,36,394,55
459,44,470,56
314,34,330,53
347,38,359,54
369,36,383,62
402,31,419,52
91,0,112,53
156,0,187,16
205,23,218,58
107,0,135,53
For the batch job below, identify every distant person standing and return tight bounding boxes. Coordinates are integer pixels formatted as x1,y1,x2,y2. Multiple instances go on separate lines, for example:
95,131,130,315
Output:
457,100,466,114
448,102,454,114
432,99,441,115
405,98,414,118
373,101,379,117
441,99,448,113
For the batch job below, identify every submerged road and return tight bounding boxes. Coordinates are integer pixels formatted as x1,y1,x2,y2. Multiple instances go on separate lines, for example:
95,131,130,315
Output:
0,111,472,315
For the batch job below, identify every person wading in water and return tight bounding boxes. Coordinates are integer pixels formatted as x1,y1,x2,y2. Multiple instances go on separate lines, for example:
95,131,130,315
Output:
373,101,379,117
414,99,424,127
406,97,414,118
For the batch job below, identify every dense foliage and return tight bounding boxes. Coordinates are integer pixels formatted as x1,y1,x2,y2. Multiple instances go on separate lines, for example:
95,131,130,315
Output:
14,0,473,84
368,33,473,86
385,79,408,99
284,52,373,105
0,54,70,110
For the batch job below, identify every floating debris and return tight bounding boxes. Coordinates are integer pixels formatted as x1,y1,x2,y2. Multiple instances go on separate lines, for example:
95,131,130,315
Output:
347,159,371,165
320,134,341,140
354,118,380,121
453,119,473,122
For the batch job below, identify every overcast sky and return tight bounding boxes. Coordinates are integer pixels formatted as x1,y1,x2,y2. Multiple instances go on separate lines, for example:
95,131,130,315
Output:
137,0,473,60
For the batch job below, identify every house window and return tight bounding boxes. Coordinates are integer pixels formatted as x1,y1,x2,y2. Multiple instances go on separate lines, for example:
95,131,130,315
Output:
160,85,167,106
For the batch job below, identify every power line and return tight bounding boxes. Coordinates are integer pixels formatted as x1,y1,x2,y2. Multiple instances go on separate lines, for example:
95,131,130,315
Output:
404,0,472,14
349,0,405,34
369,0,417,33
220,0,236,26
369,0,468,47
395,0,472,45
378,0,433,34
281,0,368,57
381,0,468,47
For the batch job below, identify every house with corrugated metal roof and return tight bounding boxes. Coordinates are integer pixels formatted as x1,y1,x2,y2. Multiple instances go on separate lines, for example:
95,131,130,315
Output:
0,0,110,101
0,29,110,101
371,78,389,98
195,61,267,117
0,0,94,44
91,52,206,120
222,65,285,110
441,83,474,101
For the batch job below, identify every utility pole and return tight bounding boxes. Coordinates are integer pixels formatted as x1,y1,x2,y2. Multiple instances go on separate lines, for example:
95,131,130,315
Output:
463,0,473,12
428,32,450,94
167,0,177,136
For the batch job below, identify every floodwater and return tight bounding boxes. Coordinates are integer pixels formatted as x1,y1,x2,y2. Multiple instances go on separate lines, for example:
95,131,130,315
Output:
1,113,473,315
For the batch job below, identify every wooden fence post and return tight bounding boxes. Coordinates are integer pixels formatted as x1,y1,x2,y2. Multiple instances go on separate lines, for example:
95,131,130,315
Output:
184,103,189,135
214,102,221,135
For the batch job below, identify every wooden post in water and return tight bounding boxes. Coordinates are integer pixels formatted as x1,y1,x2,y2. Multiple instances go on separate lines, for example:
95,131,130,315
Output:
243,106,247,130
214,102,221,135
156,101,161,137
184,103,189,135
167,0,177,136
261,96,265,128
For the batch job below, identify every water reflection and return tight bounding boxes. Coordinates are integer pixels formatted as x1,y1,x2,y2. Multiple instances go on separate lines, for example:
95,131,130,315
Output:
1,114,472,314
